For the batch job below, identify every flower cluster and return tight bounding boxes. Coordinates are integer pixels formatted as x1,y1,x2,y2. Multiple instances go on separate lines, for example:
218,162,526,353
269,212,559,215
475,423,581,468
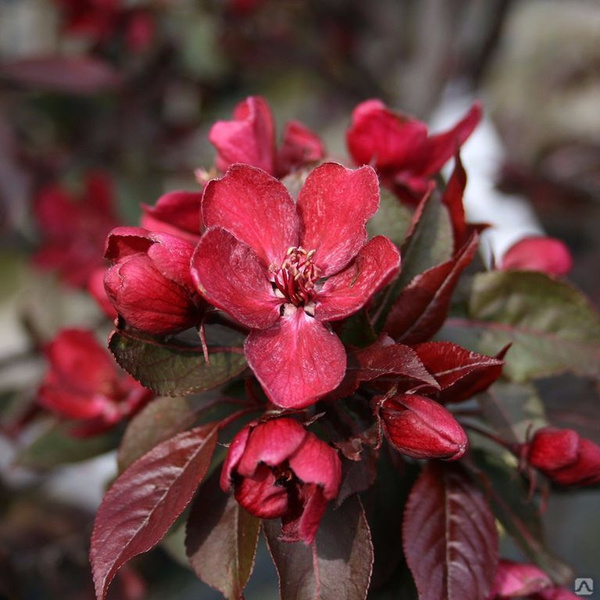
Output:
29,95,598,600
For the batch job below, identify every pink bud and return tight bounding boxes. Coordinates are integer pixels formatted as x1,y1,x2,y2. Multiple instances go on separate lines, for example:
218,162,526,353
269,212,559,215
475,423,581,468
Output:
379,394,468,460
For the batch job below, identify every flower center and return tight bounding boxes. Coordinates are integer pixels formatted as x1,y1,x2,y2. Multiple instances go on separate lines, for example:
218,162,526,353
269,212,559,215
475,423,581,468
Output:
273,246,320,307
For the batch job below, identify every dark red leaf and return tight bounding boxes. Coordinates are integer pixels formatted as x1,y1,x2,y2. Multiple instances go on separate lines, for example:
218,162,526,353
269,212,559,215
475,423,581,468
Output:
264,495,373,600
336,450,377,507
414,341,504,403
328,336,439,401
0,56,122,94
91,423,218,600
403,463,498,600
441,153,467,251
186,470,260,600
384,233,478,344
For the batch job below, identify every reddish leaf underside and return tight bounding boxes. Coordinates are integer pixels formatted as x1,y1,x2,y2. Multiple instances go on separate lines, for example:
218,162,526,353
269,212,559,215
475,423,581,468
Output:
403,463,498,600
264,495,373,600
91,423,218,600
384,233,478,344
413,341,504,403
186,470,260,600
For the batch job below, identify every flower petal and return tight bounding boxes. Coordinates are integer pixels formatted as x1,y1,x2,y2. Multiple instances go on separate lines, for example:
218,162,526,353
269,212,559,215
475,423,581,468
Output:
288,434,341,500
499,236,573,276
280,483,328,544
202,164,299,266
237,418,307,476
191,227,280,329
234,464,289,519
346,99,428,171
414,102,481,177
245,309,346,409
209,96,277,174
316,235,400,321
277,120,325,176
141,190,203,243
220,425,252,491
297,162,380,275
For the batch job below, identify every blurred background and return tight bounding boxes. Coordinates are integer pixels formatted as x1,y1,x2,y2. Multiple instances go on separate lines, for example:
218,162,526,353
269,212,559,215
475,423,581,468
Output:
0,0,599,598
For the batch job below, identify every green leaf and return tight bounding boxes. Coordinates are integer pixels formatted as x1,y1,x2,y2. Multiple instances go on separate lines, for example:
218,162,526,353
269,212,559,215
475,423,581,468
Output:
109,329,247,397
16,421,118,470
442,271,600,382
186,470,260,600
264,495,373,600
374,194,453,331
396,194,454,289
470,449,573,585
367,188,413,247
479,382,547,445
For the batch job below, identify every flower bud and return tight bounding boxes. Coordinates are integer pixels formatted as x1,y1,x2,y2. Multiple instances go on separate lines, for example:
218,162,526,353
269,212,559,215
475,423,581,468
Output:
104,227,204,335
379,393,468,460
490,559,551,598
221,418,341,544
524,427,600,486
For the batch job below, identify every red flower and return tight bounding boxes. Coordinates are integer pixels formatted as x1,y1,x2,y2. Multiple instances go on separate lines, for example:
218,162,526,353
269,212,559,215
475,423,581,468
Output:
522,427,600,486
37,328,152,437
88,267,118,321
378,393,468,460
141,190,204,245
34,171,118,288
220,418,342,544
104,227,204,336
209,96,325,178
191,162,400,408
499,236,572,276
346,99,481,202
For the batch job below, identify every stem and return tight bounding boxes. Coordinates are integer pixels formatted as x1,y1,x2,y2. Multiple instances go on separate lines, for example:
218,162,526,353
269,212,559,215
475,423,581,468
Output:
462,421,518,453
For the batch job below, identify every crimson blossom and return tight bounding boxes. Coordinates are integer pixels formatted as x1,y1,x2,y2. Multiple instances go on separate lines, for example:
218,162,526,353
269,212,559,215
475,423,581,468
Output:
346,99,481,202
191,162,400,409
37,329,152,437
209,95,325,178
220,418,341,544
34,171,118,288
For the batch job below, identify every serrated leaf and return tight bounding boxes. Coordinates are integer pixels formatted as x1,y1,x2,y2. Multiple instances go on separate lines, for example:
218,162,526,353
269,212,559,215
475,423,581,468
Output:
367,188,413,247
15,421,118,470
91,423,218,600
264,495,373,600
443,271,600,382
470,449,573,584
403,463,498,600
384,234,478,344
109,330,247,397
414,341,504,404
186,470,260,600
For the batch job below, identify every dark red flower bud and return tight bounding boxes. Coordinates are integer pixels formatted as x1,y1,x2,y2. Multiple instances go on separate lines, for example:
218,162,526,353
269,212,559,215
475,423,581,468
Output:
37,328,152,436
379,393,468,460
221,418,341,544
104,227,204,335
524,427,600,486
489,560,552,598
